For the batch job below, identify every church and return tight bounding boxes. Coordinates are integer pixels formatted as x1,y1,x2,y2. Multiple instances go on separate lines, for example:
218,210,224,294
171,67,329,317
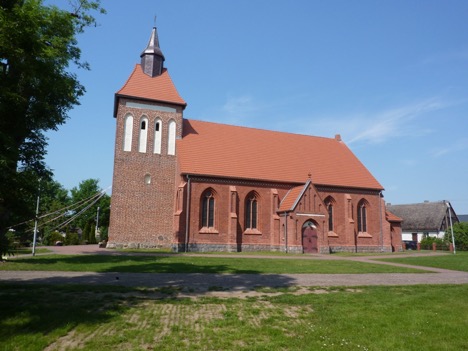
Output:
107,27,402,253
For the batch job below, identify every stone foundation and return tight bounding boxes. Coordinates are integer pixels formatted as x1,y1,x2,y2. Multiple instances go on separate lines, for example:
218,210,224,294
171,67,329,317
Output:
328,245,394,253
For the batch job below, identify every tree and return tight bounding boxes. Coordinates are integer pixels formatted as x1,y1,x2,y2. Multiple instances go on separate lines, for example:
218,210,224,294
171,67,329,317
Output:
0,0,105,254
445,222,468,251
70,178,110,237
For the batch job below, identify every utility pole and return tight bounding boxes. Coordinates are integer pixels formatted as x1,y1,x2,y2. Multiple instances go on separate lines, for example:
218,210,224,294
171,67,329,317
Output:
446,201,456,254
95,206,100,240
32,179,41,256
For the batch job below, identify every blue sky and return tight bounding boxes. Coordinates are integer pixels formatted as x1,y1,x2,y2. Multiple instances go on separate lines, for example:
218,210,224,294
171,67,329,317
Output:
45,0,468,214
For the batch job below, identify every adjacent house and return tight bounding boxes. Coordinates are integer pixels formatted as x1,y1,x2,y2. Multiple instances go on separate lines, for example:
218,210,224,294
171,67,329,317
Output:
107,26,402,253
386,201,459,242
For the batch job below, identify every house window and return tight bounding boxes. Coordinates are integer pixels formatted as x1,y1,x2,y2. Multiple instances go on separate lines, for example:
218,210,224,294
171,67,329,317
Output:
168,119,176,155
123,114,133,151
357,201,367,232
138,117,148,153
201,190,215,228
245,194,258,229
154,119,162,154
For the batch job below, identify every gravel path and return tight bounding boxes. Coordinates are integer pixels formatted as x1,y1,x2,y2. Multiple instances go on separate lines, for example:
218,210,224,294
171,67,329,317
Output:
1,245,467,290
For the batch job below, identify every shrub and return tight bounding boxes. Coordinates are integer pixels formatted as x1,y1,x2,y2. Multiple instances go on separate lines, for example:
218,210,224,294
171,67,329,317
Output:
445,222,468,251
65,232,80,245
420,236,449,250
43,231,64,246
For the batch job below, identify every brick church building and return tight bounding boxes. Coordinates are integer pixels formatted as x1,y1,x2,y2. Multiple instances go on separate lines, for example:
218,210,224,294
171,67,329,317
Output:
108,27,402,253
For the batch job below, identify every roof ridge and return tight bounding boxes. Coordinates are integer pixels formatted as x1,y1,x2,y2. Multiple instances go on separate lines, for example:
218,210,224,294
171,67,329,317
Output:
185,118,338,141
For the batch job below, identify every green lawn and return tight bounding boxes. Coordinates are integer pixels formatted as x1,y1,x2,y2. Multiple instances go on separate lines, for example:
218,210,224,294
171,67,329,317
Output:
0,284,467,351
8,247,51,255
0,254,428,274
378,251,468,272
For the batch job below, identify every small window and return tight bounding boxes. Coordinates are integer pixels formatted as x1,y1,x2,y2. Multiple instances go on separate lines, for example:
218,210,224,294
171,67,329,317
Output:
201,190,215,228
245,193,258,230
357,201,367,232
327,203,333,232
144,174,151,185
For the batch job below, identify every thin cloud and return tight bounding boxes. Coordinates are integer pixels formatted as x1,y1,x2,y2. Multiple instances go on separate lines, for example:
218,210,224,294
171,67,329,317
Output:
432,138,468,157
346,99,445,145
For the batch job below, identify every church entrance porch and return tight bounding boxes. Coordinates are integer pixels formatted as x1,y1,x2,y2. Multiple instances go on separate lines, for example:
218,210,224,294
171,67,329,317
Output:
302,221,318,253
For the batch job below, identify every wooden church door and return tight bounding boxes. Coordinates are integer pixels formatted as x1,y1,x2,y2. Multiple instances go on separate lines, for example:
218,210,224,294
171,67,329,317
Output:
302,225,318,253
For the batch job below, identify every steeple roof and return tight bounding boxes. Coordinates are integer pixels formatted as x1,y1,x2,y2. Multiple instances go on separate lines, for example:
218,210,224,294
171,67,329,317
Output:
114,64,186,116
141,27,165,62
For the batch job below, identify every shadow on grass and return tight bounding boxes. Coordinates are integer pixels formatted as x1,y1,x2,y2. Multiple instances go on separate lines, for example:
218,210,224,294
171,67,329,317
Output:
7,254,264,273
0,284,133,349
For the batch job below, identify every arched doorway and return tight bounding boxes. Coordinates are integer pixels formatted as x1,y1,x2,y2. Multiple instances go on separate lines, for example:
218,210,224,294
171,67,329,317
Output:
302,220,318,253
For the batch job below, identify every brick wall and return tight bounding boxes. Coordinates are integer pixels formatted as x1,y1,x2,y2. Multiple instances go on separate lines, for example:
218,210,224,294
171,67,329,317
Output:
108,98,183,248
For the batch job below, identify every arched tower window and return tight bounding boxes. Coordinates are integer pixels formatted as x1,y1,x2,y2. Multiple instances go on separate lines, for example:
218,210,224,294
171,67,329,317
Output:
245,192,259,230
123,114,133,152
153,118,162,154
324,196,336,232
201,189,216,228
168,119,176,155
138,116,148,153
357,200,369,233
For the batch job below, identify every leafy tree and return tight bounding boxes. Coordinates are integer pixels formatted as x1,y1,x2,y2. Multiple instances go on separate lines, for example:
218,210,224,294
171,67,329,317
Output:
36,178,71,244
43,230,63,246
65,232,80,245
0,0,105,254
445,222,468,251
89,224,97,244
81,221,90,243
70,178,109,236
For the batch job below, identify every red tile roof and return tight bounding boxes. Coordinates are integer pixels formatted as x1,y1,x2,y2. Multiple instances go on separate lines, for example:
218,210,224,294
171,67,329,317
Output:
279,183,309,212
177,119,384,190
386,210,403,222
115,64,186,110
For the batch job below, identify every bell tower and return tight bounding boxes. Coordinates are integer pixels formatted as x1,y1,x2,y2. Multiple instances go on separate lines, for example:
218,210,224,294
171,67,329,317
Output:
108,26,187,249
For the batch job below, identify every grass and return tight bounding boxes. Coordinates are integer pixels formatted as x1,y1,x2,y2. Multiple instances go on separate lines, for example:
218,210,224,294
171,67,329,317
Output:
0,254,429,274
2,247,52,256
378,251,468,272
0,283,467,350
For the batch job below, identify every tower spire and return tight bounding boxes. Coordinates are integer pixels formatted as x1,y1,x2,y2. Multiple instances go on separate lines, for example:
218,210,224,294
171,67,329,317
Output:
140,26,165,77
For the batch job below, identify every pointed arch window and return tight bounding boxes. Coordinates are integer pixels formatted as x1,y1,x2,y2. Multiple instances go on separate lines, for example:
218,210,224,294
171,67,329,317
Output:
123,115,133,151
327,203,334,232
357,201,368,233
168,119,176,155
153,118,162,154
201,190,215,229
138,116,148,153
245,193,258,230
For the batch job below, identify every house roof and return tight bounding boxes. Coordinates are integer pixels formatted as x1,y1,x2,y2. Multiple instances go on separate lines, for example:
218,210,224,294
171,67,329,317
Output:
114,64,186,116
177,119,384,190
386,201,457,231
278,182,310,212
